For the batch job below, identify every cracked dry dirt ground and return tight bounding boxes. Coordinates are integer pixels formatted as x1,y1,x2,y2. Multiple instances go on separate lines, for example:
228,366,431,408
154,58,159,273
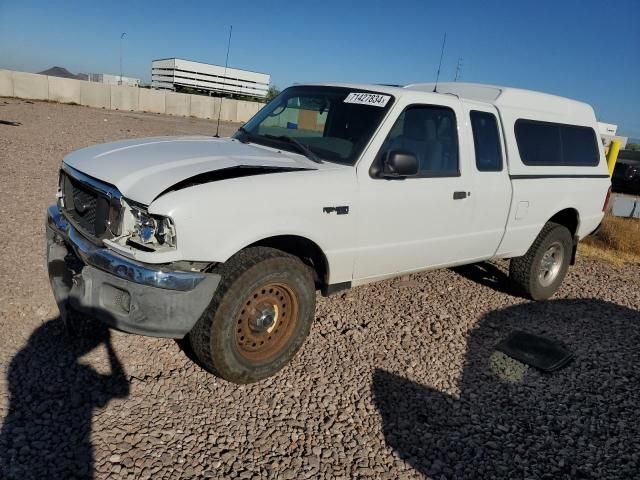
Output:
1,99,639,479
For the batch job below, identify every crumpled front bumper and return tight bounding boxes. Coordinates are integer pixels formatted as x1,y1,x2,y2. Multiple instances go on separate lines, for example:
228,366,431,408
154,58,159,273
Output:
46,204,220,338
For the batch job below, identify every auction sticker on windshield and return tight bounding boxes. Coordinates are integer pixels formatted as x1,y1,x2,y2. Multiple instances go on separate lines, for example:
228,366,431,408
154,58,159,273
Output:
344,92,391,107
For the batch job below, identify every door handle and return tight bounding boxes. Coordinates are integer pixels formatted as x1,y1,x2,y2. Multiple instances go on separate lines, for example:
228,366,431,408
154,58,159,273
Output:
453,191,469,200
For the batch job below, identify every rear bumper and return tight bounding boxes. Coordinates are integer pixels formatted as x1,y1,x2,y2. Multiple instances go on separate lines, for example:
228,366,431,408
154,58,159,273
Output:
46,204,220,338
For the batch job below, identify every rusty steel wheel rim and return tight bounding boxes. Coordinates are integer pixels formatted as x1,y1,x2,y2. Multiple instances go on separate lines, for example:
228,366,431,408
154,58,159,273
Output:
234,282,300,362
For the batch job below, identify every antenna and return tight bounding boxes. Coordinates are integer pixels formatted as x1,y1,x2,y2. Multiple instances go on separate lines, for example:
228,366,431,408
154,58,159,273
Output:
214,25,233,138
433,32,447,93
454,57,463,82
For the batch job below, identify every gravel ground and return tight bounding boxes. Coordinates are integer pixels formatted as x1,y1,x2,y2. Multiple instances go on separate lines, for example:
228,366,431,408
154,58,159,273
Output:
1,98,640,479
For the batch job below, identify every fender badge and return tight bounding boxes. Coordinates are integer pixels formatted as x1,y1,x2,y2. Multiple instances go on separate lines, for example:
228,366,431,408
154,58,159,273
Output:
323,206,349,215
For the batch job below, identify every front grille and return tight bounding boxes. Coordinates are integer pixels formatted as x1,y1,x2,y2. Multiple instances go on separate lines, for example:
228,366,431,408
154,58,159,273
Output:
60,170,113,242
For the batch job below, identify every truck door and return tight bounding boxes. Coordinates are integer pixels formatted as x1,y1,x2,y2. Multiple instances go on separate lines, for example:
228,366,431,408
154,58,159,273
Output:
460,104,512,259
353,98,477,282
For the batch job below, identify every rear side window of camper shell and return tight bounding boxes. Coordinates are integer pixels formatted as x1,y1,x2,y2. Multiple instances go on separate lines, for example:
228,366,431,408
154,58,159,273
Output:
515,119,599,166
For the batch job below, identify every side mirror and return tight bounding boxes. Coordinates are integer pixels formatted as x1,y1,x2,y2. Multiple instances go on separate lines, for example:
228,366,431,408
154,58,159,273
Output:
381,150,418,178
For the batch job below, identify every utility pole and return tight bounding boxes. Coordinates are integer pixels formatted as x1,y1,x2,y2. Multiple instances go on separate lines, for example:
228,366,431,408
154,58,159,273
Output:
119,32,127,85
215,25,233,138
454,57,463,82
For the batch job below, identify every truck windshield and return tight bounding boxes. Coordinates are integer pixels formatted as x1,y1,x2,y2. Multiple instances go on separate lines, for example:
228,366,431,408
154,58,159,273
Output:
234,86,395,165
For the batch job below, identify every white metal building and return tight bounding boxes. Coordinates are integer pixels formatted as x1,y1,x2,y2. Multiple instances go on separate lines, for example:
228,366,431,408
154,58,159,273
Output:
88,73,140,87
151,58,270,98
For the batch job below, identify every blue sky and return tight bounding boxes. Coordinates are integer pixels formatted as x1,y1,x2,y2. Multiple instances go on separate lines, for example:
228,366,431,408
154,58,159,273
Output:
1,0,638,137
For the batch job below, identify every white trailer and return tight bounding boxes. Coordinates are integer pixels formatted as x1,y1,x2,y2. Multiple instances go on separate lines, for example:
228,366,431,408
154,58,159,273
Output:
88,73,140,87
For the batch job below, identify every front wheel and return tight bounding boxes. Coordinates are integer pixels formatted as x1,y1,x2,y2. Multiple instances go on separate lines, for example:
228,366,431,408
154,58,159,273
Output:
509,222,573,300
188,247,316,384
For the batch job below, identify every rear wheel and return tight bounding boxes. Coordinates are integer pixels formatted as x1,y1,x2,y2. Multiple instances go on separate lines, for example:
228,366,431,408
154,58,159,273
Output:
509,222,573,300
188,247,315,384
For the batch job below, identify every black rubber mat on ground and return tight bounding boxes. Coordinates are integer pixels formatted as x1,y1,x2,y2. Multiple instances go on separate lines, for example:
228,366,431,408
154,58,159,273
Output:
496,331,574,372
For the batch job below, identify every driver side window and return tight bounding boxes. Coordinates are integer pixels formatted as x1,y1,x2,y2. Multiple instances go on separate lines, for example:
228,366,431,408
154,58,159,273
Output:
383,105,459,177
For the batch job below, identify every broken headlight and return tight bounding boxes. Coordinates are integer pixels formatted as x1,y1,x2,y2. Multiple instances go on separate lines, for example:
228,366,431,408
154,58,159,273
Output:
131,206,177,248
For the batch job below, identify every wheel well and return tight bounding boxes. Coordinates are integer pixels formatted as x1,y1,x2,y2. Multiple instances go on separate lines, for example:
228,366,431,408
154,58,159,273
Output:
248,235,329,288
549,208,579,236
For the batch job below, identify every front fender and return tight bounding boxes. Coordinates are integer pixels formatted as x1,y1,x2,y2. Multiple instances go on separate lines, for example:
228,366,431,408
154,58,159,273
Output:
149,168,357,283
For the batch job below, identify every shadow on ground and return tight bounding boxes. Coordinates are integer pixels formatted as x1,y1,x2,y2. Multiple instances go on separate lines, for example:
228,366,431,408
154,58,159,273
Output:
0,317,129,479
451,262,521,297
373,299,640,479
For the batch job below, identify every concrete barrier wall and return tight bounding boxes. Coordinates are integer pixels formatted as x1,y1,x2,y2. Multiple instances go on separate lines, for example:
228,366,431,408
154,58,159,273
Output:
110,85,139,111
189,95,216,119
139,88,165,114
0,69,264,122
0,70,13,97
612,195,640,219
211,97,222,120
80,82,111,109
236,100,262,124
49,76,82,104
166,92,190,117
13,71,49,100
220,98,239,123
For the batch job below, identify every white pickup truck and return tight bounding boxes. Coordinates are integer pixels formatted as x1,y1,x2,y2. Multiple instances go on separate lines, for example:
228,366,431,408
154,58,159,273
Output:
47,82,611,383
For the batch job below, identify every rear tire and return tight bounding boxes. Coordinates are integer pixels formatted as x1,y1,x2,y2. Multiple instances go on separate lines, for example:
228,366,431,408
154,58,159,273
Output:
509,222,573,300
188,247,315,384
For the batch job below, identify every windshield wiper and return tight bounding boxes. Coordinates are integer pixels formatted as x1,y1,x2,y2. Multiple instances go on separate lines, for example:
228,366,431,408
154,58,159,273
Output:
235,126,250,143
264,134,323,164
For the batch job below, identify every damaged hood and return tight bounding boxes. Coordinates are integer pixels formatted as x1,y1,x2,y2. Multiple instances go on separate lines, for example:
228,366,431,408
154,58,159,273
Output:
63,136,326,205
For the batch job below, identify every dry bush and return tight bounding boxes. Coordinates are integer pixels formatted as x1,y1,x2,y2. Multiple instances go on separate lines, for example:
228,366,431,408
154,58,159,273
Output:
581,214,640,264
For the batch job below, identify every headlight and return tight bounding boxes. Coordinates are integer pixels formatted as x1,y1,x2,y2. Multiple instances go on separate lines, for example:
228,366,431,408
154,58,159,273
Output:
156,217,177,246
131,205,176,248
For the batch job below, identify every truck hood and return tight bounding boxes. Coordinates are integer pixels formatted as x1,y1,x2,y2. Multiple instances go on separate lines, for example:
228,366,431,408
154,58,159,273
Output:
63,136,326,205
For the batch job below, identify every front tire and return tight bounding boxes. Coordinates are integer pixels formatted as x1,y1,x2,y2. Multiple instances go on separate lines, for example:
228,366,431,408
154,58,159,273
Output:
188,247,316,384
509,222,573,300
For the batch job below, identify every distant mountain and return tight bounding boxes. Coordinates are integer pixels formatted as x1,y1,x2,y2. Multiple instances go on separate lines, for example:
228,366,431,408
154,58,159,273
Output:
38,66,88,81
